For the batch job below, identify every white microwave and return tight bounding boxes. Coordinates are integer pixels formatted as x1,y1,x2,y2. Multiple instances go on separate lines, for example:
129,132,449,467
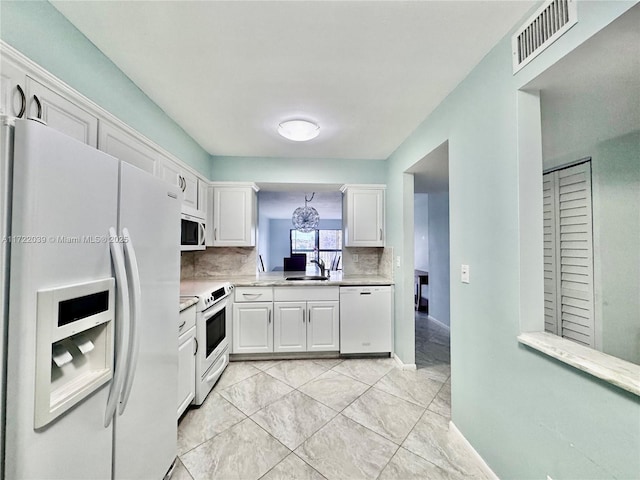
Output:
181,212,206,251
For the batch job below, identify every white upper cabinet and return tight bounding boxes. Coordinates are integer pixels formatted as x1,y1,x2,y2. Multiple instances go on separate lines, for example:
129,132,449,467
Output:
341,184,386,247
210,183,258,247
1,55,98,147
159,156,200,214
98,120,159,175
26,78,98,147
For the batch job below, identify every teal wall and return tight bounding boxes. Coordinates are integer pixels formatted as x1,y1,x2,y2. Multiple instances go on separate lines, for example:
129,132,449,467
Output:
211,155,386,184
0,0,211,176
386,1,640,478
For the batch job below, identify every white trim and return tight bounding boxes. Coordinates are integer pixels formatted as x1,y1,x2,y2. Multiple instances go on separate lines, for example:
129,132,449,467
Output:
427,315,450,332
449,421,499,480
393,353,416,370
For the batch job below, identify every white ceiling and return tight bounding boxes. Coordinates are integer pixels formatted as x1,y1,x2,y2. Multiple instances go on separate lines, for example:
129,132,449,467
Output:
51,0,535,160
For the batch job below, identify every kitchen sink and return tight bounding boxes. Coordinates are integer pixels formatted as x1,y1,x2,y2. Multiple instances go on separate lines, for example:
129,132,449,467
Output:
286,275,329,281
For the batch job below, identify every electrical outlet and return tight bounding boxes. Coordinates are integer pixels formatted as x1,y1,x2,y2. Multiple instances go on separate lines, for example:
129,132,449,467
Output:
353,254,359,263
461,264,470,283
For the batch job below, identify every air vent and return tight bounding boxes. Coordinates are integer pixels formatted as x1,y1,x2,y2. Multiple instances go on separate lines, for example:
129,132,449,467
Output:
512,0,577,74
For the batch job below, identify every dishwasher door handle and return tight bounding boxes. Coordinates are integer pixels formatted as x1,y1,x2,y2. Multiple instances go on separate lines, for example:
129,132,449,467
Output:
360,292,372,295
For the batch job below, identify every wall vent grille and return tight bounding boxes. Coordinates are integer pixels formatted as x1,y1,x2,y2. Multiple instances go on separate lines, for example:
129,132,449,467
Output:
512,0,577,74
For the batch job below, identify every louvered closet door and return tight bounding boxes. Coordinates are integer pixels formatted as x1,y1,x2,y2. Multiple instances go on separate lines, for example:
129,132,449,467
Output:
556,163,595,347
543,173,559,335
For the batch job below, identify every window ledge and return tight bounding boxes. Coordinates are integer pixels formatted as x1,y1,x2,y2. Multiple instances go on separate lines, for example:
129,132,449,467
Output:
518,332,640,397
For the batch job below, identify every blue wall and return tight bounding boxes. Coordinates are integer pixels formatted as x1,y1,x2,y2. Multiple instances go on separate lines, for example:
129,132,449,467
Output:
0,1,211,176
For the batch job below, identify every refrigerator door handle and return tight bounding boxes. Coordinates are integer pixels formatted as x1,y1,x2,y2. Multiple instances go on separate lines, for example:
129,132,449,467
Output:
104,227,131,428
118,227,142,415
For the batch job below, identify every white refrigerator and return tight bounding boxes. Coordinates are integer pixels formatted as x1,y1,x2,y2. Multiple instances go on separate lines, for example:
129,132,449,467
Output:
0,117,180,479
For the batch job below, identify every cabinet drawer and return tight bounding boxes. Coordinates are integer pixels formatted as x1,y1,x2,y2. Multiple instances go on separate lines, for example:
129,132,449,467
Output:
235,287,273,302
178,305,197,336
273,287,339,302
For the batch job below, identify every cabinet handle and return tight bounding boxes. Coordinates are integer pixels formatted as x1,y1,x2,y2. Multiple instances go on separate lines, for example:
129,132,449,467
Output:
380,228,382,241
214,228,217,241
303,309,305,323
268,310,271,324
178,320,186,330
194,337,198,356
16,85,26,118
181,176,186,192
308,308,311,323
33,94,42,120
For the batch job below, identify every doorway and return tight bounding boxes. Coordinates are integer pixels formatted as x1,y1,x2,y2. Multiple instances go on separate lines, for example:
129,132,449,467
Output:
407,142,451,374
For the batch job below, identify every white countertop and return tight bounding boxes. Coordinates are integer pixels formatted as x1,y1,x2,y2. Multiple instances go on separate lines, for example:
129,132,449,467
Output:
185,271,393,287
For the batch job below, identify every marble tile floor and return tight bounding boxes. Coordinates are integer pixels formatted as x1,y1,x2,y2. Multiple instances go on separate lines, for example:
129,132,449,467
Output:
175,315,484,480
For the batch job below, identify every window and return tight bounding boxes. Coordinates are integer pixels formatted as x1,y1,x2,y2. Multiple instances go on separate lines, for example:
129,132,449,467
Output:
290,229,342,269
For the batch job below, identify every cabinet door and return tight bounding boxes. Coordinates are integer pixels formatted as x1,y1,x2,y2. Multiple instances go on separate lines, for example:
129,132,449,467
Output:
307,301,340,351
344,187,385,246
181,169,198,211
0,57,25,117
177,326,196,418
197,178,207,217
274,302,306,352
212,187,255,246
232,302,273,353
98,121,158,175
26,77,98,147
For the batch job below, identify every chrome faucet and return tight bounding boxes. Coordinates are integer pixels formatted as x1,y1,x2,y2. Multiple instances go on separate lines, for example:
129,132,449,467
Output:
310,259,327,277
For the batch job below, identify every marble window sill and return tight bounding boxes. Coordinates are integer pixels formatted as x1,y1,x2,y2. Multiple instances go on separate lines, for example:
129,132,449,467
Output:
518,331,640,397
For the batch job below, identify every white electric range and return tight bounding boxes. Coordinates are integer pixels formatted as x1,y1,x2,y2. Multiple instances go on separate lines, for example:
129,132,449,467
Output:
180,280,233,405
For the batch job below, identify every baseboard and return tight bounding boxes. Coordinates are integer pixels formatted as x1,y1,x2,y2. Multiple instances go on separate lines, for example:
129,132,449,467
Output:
449,421,499,480
393,353,417,370
428,315,451,332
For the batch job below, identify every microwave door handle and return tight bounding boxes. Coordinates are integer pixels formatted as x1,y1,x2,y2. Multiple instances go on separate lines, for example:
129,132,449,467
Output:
104,227,131,428
198,222,205,246
118,228,142,415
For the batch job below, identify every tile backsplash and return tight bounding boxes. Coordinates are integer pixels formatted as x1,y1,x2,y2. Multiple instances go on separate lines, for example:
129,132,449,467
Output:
182,246,392,279
182,247,257,278
342,247,393,277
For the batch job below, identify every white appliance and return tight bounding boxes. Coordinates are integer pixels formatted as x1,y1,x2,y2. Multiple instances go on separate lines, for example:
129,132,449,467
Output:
0,117,180,479
180,280,232,405
340,285,394,354
181,211,206,251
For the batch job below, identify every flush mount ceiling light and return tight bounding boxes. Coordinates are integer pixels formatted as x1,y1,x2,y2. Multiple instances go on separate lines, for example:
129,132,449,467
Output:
277,119,320,142
292,193,320,232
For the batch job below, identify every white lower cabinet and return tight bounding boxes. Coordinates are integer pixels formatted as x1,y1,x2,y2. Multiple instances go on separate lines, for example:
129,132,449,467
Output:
232,302,273,354
307,301,340,352
273,302,306,352
177,306,196,418
232,287,340,354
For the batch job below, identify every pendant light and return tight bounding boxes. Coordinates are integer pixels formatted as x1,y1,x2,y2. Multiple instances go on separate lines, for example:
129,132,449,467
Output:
292,193,320,232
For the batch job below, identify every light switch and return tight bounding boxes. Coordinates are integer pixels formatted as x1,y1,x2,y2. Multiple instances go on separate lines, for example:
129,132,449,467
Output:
461,264,470,283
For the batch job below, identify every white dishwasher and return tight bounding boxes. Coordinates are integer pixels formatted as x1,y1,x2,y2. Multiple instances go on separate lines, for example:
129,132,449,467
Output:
340,286,393,354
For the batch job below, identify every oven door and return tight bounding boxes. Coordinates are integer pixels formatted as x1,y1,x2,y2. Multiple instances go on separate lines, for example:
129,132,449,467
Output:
181,215,205,251
199,298,229,374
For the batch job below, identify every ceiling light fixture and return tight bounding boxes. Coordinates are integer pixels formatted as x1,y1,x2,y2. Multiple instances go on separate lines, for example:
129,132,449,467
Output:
277,119,320,142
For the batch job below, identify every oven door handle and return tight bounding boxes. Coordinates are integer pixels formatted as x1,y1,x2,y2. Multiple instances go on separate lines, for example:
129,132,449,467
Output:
118,227,142,415
104,227,131,428
205,354,228,382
